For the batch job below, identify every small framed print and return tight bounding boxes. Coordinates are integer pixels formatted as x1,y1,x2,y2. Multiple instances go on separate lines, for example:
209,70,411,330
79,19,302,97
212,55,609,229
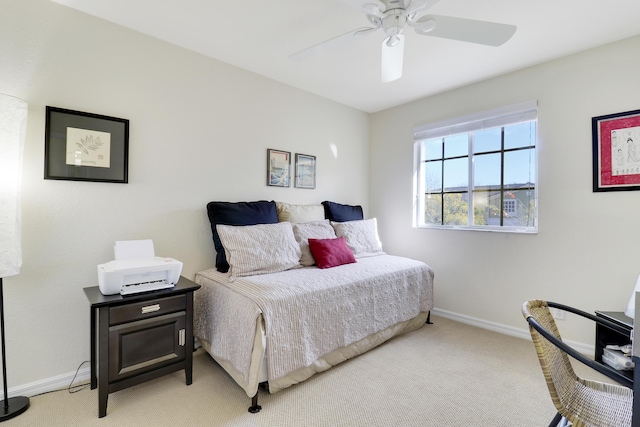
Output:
267,149,291,187
592,108,640,192
44,106,129,183
295,153,316,189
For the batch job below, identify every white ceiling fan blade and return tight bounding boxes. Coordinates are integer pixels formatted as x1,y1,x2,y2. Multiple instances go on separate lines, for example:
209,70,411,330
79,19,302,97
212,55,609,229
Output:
414,15,516,46
290,27,377,61
411,17,437,34
381,34,404,83
365,14,382,26
363,3,384,18
405,0,440,17
339,0,383,13
354,27,380,38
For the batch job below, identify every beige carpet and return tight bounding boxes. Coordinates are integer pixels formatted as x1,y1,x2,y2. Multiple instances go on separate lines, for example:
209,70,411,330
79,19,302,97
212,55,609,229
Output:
5,316,570,426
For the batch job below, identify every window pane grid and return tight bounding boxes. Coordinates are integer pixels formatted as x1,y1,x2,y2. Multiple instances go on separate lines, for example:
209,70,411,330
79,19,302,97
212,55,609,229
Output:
417,120,537,231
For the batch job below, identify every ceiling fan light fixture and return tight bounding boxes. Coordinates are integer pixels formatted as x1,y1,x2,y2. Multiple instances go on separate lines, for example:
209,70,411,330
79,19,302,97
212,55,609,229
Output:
381,34,405,82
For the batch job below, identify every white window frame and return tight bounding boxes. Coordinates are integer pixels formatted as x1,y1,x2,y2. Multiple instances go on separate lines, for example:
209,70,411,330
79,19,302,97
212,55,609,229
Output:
412,101,538,233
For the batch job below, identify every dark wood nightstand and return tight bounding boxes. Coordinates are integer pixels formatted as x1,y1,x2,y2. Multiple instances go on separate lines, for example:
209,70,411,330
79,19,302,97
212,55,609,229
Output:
83,276,200,418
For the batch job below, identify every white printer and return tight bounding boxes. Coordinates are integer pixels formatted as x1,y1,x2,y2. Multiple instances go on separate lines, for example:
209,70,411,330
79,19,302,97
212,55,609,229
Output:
97,240,183,296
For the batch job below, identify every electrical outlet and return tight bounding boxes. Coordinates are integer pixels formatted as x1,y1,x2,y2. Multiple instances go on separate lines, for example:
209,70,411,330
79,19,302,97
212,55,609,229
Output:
551,308,565,320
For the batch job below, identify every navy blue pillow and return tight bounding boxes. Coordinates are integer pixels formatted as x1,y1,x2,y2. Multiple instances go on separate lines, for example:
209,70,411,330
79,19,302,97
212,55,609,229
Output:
322,201,364,222
206,201,278,273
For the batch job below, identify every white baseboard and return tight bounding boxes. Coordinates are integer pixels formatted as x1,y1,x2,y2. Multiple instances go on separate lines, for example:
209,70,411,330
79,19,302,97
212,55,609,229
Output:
431,307,595,356
0,365,90,400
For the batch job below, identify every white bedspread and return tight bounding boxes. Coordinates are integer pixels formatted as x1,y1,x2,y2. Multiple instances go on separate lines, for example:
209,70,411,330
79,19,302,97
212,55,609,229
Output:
194,254,434,386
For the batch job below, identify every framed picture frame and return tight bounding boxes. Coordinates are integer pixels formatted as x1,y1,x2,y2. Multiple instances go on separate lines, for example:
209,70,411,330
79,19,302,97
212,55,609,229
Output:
295,153,316,189
44,106,129,183
592,108,640,192
266,149,291,187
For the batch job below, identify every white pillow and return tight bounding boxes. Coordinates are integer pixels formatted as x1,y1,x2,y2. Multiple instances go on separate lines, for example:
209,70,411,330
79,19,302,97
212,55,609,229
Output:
331,218,385,258
291,220,337,266
216,222,301,278
276,201,325,223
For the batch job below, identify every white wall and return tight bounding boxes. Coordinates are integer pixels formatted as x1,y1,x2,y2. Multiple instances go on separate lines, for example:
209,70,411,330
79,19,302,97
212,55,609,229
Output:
0,0,369,389
370,35,640,345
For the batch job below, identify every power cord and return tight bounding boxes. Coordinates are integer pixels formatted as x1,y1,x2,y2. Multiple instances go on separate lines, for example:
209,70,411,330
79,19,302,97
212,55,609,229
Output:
67,360,90,394
29,360,91,398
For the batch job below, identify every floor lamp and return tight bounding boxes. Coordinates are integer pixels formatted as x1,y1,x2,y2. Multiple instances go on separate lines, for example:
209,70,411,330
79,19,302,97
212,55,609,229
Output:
0,94,30,421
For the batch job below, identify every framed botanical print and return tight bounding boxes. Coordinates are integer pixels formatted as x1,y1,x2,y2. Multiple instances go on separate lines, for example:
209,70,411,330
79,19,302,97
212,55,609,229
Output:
44,106,129,183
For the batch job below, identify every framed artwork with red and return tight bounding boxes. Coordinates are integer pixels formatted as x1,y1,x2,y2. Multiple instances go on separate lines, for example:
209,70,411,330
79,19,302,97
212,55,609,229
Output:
592,108,640,192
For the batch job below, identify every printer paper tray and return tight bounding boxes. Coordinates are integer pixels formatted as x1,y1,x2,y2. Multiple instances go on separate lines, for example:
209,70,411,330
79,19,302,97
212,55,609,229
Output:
121,281,175,296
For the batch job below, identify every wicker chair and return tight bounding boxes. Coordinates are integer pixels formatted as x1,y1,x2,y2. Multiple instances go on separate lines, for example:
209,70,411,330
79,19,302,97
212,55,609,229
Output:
522,300,634,427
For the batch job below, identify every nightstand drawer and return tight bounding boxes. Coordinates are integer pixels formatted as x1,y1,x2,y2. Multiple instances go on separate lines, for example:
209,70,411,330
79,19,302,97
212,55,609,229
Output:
108,312,186,382
109,295,186,325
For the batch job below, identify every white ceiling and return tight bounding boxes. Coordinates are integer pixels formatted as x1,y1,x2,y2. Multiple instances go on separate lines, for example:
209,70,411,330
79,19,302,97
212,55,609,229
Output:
51,0,640,113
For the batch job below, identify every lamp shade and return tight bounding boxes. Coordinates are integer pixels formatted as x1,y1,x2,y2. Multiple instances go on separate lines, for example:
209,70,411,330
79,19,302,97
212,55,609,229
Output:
0,95,27,278
624,273,640,318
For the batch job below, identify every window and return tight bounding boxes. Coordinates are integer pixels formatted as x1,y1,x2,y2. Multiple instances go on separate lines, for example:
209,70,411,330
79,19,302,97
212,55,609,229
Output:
413,101,537,233
503,199,516,214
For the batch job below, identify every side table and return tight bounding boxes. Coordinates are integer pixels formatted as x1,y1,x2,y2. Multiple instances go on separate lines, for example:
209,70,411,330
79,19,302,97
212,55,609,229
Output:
594,310,633,382
83,276,200,417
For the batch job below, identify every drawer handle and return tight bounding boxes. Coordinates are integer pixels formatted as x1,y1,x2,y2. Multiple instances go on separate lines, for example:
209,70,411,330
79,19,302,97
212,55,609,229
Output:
179,329,185,346
141,304,160,314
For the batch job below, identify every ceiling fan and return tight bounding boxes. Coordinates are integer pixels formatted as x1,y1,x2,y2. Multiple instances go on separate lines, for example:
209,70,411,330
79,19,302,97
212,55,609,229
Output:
290,0,517,83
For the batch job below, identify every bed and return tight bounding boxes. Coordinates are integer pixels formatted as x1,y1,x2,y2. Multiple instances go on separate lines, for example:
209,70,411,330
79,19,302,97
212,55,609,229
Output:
193,200,434,412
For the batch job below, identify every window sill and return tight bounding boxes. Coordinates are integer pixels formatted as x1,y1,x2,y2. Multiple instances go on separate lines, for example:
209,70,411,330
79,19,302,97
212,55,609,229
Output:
414,224,537,234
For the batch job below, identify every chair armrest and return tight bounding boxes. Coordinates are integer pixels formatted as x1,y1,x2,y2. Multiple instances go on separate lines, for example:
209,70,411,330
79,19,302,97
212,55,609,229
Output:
526,316,634,388
548,301,632,336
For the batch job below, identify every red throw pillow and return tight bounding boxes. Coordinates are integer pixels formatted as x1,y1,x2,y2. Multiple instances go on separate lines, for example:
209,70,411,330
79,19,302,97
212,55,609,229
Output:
308,236,356,269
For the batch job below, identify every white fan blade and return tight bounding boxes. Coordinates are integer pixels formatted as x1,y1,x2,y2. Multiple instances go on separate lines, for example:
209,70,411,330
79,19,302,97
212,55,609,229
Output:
290,27,377,61
339,0,383,13
354,27,380,38
406,0,439,17
414,15,516,46
365,14,382,26
381,34,404,83
363,3,384,18
412,17,437,34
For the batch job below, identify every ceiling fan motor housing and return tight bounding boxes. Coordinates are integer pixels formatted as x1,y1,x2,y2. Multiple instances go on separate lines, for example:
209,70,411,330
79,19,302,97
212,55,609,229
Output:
382,10,407,36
